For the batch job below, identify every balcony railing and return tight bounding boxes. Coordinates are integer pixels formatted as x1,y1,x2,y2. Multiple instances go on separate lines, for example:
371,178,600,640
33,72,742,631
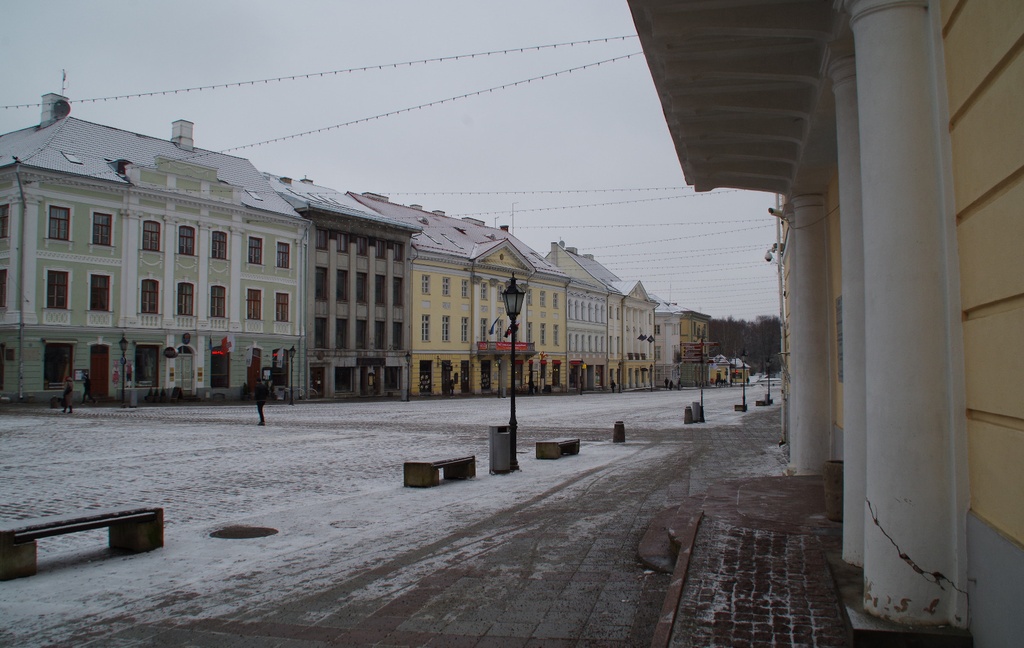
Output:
43,309,71,325
175,315,197,330
273,321,292,335
210,318,229,331
245,319,264,334
139,314,161,328
87,311,112,327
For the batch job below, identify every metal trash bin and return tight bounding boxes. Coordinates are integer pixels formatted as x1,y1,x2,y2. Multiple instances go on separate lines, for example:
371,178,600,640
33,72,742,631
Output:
129,388,139,408
692,402,704,423
684,406,693,424
489,425,510,474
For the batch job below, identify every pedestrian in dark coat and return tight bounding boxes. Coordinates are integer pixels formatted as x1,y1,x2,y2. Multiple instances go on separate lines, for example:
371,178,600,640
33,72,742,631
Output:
254,381,269,426
62,376,74,413
82,372,97,404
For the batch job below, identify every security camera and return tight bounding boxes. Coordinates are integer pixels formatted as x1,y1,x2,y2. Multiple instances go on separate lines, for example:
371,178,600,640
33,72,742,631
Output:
765,250,774,262
768,207,782,217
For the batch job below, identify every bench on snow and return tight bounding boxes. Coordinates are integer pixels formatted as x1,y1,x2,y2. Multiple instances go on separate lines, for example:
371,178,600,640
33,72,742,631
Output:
0,506,164,580
403,456,476,488
535,438,581,460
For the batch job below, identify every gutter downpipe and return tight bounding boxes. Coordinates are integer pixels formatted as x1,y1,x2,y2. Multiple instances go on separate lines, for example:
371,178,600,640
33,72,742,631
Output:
776,194,790,446
14,162,27,402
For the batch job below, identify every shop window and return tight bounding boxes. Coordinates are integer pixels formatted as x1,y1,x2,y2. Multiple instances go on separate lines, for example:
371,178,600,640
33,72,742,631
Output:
44,343,74,388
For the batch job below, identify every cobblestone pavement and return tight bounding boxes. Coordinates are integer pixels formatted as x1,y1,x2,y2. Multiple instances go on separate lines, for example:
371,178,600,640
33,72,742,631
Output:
0,388,799,647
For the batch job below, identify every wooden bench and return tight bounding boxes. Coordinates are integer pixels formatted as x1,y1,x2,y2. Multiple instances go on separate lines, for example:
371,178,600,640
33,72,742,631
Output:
0,507,164,580
404,456,476,488
536,438,581,460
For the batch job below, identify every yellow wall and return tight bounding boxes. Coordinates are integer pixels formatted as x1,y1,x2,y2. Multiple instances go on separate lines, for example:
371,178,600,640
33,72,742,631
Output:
943,0,1024,543
825,175,844,436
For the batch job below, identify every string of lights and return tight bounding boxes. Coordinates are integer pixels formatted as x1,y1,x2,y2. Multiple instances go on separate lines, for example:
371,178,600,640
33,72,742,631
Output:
385,186,688,196
1,36,638,110
586,223,773,250
220,52,642,153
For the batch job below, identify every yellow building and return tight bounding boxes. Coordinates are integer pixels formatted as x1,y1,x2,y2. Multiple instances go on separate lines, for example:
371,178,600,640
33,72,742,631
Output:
630,0,1022,642
350,194,568,396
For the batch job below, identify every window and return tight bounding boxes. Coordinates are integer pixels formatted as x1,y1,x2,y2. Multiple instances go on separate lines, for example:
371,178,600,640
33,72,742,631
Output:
246,289,262,320
141,279,159,314
655,324,661,335
336,232,349,251
553,293,559,309
315,228,328,250
461,279,469,298
211,345,230,388
392,277,403,306
356,319,368,349
337,269,348,301
276,242,290,268
356,272,367,303
356,236,368,256
392,322,403,349
554,325,559,346
374,238,386,258
46,271,69,309
541,323,547,345
375,274,386,305
210,286,226,318
442,315,450,342
421,274,430,294
374,320,385,349
421,314,430,341
247,237,263,264
481,282,487,299
389,241,404,261
442,277,450,296
461,317,469,343
177,282,194,316
335,318,348,349
527,322,533,343
540,291,547,307
89,275,110,311
0,204,8,238
275,293,289,322
314,317,327,348
314,267,327,300
48,206,71,240
527,290,533,306
142,220,161,251
44,343,74,389
211,231,227,259
92,213,112,246
178,226,196,255
481,318,487,339
0,269,6,307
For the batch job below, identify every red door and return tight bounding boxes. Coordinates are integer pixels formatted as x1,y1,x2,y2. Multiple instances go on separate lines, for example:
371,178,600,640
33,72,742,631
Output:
90,346,110,397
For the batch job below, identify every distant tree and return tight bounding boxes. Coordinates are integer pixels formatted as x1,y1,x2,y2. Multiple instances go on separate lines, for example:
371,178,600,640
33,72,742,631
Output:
709,315,781,375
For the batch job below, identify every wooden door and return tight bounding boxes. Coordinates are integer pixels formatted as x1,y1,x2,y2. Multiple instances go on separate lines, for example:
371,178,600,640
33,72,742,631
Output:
90,346,110,397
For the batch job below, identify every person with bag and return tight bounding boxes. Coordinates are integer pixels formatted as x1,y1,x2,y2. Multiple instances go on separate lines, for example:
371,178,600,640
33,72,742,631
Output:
62,376,74,414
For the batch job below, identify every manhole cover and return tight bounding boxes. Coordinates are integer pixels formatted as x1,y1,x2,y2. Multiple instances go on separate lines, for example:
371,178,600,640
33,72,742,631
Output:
209,525,279,539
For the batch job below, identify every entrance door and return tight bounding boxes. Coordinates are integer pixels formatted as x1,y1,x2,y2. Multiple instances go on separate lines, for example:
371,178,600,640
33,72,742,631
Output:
90,345,110,397
177,347,194,394
310,366,324,398
247,348,262,390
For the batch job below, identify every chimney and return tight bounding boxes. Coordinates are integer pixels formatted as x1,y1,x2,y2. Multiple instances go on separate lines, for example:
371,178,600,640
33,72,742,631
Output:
499,225,510,232
432,210,446,216
409,204,423,210
280,177,292,185
567,247,578,254
171,120,194,151
300,177,314,184
40,93,70,127
362,192,390,202
584,254,595,260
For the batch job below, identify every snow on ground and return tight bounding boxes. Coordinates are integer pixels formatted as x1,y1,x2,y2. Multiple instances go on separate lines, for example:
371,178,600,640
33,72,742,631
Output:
0,386,777,644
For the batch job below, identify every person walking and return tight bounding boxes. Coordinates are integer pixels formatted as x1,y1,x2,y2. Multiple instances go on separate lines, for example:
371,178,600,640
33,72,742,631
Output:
62,376,74,413
81,371,97,404
254,380,269,426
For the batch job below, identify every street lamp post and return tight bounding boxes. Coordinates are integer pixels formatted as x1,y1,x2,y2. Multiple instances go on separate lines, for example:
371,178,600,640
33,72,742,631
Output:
119,334,128,406
740,350,748,411
699,335,705,422
288,346,296,405
403,351,411,402
502,274,526,472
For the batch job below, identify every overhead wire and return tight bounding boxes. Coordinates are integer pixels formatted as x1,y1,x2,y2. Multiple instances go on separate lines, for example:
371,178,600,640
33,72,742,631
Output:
1,35,638,110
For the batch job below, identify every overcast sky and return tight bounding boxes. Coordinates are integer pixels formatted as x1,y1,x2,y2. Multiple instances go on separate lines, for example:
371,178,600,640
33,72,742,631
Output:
2,0,781,320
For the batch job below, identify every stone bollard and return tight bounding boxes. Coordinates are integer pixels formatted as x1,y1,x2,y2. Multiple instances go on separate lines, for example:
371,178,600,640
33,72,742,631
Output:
684,406,693,424
613,420,625,443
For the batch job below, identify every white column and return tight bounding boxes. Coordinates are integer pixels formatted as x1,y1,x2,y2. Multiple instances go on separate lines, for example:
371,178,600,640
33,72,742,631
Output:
162,219,176,327
16,196,39,325
847,0,965,625
229,227,243,328
829,55,867,566
786,194,831,474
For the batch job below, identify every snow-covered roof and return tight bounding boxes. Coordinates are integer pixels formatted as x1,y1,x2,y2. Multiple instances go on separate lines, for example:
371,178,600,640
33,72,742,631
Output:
0,116,298,218
262,174,419,232
349,193,567,279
